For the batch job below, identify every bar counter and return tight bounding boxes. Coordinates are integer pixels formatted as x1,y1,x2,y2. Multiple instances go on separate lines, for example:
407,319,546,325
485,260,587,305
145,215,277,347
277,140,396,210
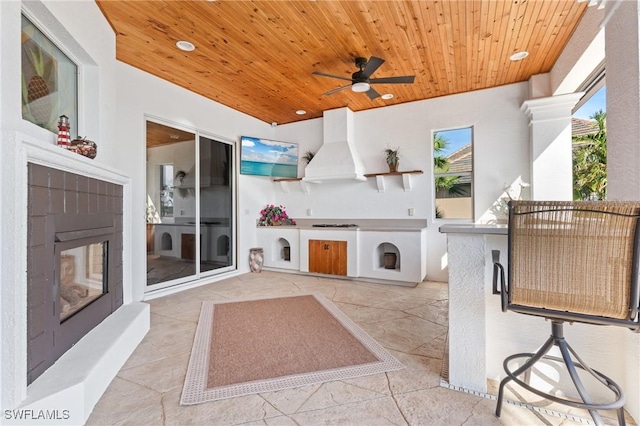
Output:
439,224,640,422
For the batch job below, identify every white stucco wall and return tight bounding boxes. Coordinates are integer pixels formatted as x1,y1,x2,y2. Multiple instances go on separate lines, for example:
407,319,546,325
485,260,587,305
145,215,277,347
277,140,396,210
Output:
0,0,131,415
274,83,531,281
114,62,275,300
550,5,605,96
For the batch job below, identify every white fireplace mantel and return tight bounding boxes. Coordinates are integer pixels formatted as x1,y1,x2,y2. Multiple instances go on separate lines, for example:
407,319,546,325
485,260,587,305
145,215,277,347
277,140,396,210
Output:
0,132,149,425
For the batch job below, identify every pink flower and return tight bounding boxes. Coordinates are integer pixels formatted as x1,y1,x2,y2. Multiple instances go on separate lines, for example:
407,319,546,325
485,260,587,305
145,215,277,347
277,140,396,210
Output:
258,204,295,226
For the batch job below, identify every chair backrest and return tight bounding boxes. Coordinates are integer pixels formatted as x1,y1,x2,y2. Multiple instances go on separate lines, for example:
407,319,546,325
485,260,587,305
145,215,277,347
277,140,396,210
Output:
508,201,640,325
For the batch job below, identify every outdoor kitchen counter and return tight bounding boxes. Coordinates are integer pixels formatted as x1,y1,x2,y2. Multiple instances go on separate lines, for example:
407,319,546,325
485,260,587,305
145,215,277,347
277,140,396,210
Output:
257,219,428,285
292,218,428,231
293,226,425,232
439,223,640,421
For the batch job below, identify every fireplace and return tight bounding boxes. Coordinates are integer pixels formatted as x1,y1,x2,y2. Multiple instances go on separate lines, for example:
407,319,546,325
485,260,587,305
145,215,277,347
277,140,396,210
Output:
58,241,106,322
27,163,123,384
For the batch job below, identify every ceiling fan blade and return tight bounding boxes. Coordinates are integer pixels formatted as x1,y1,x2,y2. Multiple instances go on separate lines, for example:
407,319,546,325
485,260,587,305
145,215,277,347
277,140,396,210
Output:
366,87,381,100
322,84,351,96
370,75,416,84
361,56,385,79
312,71,355,82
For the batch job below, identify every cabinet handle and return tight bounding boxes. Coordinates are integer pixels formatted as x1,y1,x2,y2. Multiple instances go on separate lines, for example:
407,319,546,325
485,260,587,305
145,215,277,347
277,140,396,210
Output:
324,243,329,250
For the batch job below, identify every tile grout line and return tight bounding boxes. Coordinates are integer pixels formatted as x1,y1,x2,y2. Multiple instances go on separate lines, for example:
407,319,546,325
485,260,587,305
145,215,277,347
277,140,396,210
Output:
438,380,595,425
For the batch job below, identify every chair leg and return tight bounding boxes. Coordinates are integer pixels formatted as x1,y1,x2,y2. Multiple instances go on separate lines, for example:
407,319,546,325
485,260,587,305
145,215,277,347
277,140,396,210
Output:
495,334,556,417
557,338,605,426
496,321,627,424
617,407,627,426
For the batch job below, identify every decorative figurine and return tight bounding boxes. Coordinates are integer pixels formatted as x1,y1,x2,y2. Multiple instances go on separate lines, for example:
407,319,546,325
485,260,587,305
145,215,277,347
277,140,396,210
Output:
57,115,71,149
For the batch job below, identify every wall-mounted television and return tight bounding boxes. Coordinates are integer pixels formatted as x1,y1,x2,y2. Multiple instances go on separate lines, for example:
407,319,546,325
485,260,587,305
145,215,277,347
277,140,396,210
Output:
240,136,298,178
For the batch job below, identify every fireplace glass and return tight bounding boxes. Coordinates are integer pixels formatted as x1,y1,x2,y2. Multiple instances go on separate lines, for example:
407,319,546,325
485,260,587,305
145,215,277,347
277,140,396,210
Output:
59,241,107,322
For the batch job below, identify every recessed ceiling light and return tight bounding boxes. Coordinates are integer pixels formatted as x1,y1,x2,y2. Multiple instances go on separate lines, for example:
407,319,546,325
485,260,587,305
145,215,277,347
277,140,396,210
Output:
381,94,394,100
352,82,371,93
510,51,529,61
176,40,195,52
296,110,306,115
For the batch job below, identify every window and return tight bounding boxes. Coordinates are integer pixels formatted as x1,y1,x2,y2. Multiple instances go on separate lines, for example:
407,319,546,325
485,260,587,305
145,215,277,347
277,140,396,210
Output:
572,85,606,200
21,14,78,136
434,127,473,219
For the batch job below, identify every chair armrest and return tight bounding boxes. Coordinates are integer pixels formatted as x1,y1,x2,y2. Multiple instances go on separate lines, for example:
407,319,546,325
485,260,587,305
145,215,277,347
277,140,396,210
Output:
491,250,502,295
492,250,508,312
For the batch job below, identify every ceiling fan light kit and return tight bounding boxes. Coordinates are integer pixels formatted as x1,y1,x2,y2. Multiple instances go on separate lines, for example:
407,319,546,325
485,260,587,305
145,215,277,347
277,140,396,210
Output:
313,56,415,100
352,82,371,93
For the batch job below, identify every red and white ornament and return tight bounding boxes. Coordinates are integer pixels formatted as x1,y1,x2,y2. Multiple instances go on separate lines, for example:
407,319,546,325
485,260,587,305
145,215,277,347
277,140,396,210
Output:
57,115,71,149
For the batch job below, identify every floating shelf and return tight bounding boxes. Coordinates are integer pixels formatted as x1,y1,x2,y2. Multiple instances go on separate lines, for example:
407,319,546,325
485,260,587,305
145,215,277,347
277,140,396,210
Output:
272,177,309,194
272,169,423,193
363,170,423,192
272,177,302,182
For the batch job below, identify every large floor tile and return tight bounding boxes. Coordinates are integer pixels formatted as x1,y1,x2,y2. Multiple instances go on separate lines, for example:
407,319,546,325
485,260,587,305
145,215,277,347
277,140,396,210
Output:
87,271,636,426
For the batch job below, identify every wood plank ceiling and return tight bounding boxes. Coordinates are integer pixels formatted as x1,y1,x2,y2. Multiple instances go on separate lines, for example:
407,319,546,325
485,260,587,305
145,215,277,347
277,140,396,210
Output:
96,0,588,126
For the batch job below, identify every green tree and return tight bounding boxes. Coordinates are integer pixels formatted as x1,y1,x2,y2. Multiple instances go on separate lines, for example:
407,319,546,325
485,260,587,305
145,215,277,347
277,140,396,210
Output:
434,134,465,196
572,110,607,200
434,134,465,218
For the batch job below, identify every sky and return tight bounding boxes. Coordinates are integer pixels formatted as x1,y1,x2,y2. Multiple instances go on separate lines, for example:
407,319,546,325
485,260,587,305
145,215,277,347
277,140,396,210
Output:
573,86,606,120
436,86,607,157
435,127,472,157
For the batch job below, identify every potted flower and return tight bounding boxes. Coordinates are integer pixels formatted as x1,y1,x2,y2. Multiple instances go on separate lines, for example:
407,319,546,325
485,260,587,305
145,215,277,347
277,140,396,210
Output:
258,204,296,226
385,147,400,172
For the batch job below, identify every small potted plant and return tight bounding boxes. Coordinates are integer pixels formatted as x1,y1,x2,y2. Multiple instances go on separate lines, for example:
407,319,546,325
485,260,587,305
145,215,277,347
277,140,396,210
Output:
301,151,315,165
385,147,400,172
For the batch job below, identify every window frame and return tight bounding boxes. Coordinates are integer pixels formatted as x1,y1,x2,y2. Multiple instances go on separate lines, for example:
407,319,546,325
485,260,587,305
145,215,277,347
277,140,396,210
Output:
21,12,79,138
432,126,475,221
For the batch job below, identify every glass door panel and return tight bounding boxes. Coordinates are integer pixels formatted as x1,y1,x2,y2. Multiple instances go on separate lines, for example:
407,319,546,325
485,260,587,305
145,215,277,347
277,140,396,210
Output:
199,135,234,274
146,120,197,287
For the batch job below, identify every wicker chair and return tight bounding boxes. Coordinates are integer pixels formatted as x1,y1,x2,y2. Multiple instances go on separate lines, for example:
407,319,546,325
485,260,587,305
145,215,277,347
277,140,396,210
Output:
493,200,640,426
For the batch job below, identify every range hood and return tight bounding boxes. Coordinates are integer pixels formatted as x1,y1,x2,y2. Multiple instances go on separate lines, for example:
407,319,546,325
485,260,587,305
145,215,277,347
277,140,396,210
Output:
302,108,366,183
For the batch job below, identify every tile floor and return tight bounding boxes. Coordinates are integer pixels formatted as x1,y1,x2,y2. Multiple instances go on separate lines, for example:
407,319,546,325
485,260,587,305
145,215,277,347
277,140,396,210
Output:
87,271,634,425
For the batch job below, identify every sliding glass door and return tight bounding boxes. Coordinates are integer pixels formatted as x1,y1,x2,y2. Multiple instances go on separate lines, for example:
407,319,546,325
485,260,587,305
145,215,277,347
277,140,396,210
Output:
145,119,235,289
198,135,234,275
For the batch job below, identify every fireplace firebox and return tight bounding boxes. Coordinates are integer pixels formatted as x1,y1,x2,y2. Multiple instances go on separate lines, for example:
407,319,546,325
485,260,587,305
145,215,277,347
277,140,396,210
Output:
58,241,107,322
27,164,123,384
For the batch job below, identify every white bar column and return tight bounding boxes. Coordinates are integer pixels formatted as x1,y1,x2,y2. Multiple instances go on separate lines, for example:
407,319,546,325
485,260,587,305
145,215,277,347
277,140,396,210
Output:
521,93,583,200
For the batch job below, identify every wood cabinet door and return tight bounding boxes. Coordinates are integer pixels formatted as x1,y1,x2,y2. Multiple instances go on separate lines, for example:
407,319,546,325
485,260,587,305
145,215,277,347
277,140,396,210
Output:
308,240,347,276
308,240,325,273
181,233,196,260
328,241,347,276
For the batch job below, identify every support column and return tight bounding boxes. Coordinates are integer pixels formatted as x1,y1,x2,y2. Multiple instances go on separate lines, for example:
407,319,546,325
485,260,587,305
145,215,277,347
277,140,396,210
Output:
521,93,583,200
606,0,640,200
602,1,640,422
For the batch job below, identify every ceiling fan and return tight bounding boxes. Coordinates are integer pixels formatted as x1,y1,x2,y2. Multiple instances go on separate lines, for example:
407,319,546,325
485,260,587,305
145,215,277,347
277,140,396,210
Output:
312,56,415,100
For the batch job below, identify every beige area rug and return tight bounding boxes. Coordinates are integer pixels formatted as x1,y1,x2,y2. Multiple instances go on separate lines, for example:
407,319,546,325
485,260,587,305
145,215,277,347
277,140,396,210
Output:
180,293,405,405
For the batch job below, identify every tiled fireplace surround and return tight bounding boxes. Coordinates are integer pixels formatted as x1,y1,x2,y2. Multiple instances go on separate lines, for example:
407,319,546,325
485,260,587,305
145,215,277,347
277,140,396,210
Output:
26,163,125,384
2,134,149,425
